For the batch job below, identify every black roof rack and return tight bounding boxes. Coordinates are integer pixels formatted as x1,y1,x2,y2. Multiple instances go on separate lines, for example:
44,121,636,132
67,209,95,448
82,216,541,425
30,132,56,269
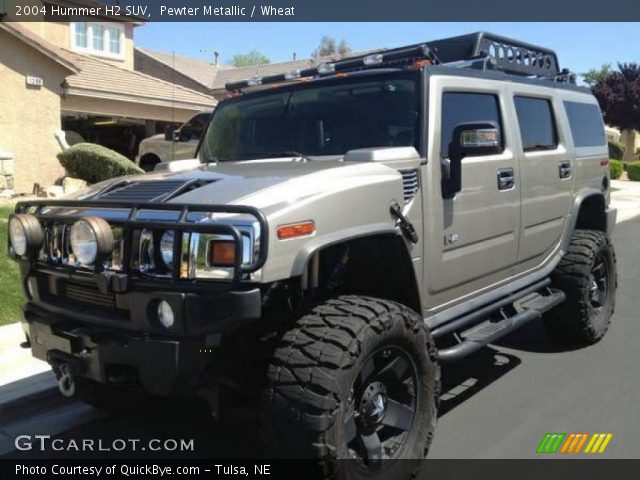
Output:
224,32,573,92
427,32,560,78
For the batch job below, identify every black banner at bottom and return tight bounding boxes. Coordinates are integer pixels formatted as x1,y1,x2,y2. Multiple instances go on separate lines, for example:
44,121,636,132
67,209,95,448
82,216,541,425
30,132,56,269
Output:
2,459,639,480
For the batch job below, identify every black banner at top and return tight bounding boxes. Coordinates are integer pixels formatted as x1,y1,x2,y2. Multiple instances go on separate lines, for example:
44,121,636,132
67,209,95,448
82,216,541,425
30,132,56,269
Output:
3,0,640,22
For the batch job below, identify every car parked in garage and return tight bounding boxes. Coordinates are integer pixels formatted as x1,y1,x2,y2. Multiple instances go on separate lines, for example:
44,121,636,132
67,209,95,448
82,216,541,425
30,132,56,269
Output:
136,112,212,171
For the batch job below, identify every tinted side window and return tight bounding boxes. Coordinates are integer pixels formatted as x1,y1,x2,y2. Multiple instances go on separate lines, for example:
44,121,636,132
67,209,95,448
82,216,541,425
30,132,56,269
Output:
514,96,557,152
441,92,502,158
183,114,210,139
564,101,606,147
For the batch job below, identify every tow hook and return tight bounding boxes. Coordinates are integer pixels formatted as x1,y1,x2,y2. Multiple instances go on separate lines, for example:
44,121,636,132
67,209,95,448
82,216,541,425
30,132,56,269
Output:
56,363,76,397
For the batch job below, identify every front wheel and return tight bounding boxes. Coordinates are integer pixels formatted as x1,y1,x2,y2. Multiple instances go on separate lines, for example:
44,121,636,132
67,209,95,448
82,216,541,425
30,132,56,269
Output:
260,296,440,479
544,229,617,344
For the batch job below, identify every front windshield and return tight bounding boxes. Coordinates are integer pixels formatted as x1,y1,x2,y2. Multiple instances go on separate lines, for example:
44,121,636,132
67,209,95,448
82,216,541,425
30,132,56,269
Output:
199,72,420,162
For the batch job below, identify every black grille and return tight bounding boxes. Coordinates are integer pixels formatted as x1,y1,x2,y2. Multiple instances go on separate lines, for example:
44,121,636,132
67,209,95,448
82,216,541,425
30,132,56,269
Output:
96,180,188,203
401,169,419,204
64,283,116,309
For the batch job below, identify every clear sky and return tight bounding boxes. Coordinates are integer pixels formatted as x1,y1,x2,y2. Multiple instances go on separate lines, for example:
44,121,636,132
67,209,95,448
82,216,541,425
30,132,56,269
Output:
136,22,640,80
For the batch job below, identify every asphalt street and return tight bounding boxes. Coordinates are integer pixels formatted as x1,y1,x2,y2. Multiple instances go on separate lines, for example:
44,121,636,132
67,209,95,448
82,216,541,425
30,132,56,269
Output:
4,215,639,460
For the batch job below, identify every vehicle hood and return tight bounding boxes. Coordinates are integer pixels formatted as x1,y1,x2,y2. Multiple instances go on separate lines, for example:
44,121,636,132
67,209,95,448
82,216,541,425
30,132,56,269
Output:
140,134,165,144
67,159,404,217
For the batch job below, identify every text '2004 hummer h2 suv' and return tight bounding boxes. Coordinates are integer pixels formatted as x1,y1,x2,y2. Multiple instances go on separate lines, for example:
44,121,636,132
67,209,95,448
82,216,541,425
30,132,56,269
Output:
8,32,617,477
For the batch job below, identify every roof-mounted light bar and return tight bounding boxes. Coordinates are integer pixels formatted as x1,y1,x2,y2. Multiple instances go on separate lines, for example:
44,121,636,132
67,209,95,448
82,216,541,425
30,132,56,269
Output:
224,43,440,92
223,32,572,92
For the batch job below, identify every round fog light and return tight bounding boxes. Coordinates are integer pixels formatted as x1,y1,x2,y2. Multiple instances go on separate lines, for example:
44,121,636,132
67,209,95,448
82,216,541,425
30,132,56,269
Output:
9,214,44,258
157,300,175,329
70,217,113,266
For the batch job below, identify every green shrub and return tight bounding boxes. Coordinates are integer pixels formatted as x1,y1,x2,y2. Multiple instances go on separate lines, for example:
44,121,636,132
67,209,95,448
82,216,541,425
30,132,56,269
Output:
57,143,143,184
608,141,625,160
627,161,640,181
636,147,640,160
609,159,623,179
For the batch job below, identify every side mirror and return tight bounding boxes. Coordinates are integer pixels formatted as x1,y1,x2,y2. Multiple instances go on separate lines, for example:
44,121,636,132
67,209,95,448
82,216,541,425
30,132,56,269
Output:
164,127,177,142
442,122,501,199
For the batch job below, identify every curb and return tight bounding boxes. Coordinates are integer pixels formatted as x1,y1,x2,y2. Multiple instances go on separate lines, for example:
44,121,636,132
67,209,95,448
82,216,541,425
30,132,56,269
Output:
0,372,60,424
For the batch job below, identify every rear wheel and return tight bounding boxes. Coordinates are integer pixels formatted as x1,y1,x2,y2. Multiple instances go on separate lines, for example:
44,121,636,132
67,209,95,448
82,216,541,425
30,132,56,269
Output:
260,296,440,479
544,229,617,344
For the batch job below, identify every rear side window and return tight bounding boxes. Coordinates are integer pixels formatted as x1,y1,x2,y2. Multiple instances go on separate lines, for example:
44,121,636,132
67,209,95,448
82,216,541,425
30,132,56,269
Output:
514,96,557,152
440,92,502,158
564,101,606,147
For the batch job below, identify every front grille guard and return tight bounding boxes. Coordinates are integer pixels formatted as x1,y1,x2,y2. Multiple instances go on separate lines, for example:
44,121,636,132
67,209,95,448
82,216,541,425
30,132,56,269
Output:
14,200,269,287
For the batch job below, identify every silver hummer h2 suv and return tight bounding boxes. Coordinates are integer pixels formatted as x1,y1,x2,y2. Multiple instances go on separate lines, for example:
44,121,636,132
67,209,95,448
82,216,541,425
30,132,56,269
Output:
8,33,617,475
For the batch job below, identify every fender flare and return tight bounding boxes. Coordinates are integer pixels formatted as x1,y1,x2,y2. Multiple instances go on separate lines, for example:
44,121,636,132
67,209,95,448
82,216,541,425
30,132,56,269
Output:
563,188,607,251
290,223,399,277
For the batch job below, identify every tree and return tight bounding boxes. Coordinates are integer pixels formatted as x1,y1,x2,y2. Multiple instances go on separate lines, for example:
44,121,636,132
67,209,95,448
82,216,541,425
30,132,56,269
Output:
581,63,612,88
592,63,640,162
230,50,270,67
312,36,352,58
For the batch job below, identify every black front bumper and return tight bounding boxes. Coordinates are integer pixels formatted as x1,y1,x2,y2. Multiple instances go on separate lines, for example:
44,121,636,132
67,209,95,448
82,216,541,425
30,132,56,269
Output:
23,284,262,396
12,198,268,396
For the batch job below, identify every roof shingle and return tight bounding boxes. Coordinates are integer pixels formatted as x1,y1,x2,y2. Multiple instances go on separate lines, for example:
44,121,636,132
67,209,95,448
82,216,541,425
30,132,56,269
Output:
136,47,234,90
64,50,216,109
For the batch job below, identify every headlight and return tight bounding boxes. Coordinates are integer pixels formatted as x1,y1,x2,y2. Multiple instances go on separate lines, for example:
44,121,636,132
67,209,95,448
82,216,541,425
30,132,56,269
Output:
70,217,113,265
8,214,44,258
160,231,175,269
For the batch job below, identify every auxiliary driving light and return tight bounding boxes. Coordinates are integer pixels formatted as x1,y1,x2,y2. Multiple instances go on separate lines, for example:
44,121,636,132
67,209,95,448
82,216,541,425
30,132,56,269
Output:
157,300,175,329
8,214,44,258
70,217,113,265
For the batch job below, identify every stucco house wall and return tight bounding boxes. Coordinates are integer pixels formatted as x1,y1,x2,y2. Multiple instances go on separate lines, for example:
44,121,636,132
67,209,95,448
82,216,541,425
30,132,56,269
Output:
0,29,69,192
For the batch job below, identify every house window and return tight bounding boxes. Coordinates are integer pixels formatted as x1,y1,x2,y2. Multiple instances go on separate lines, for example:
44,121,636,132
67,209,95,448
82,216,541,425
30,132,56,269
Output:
107,27,122,55
75,22,87,49
92,24,104,51
71,22,124,60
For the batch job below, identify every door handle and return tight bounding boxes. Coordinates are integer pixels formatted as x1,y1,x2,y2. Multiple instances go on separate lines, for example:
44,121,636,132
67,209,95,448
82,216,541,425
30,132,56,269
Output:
559,161,572,179
497,168,515,190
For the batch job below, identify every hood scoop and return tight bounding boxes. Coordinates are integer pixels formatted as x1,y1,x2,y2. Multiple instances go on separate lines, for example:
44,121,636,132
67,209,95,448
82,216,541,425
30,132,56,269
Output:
94,179,216,203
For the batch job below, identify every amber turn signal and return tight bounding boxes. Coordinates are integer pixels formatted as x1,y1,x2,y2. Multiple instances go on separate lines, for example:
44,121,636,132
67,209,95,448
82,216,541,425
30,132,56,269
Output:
277,221,316,240
208,240,236,266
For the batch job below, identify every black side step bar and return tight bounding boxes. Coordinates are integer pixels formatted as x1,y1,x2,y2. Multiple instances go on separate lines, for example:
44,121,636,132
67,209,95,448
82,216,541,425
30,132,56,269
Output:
435,286,565,363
